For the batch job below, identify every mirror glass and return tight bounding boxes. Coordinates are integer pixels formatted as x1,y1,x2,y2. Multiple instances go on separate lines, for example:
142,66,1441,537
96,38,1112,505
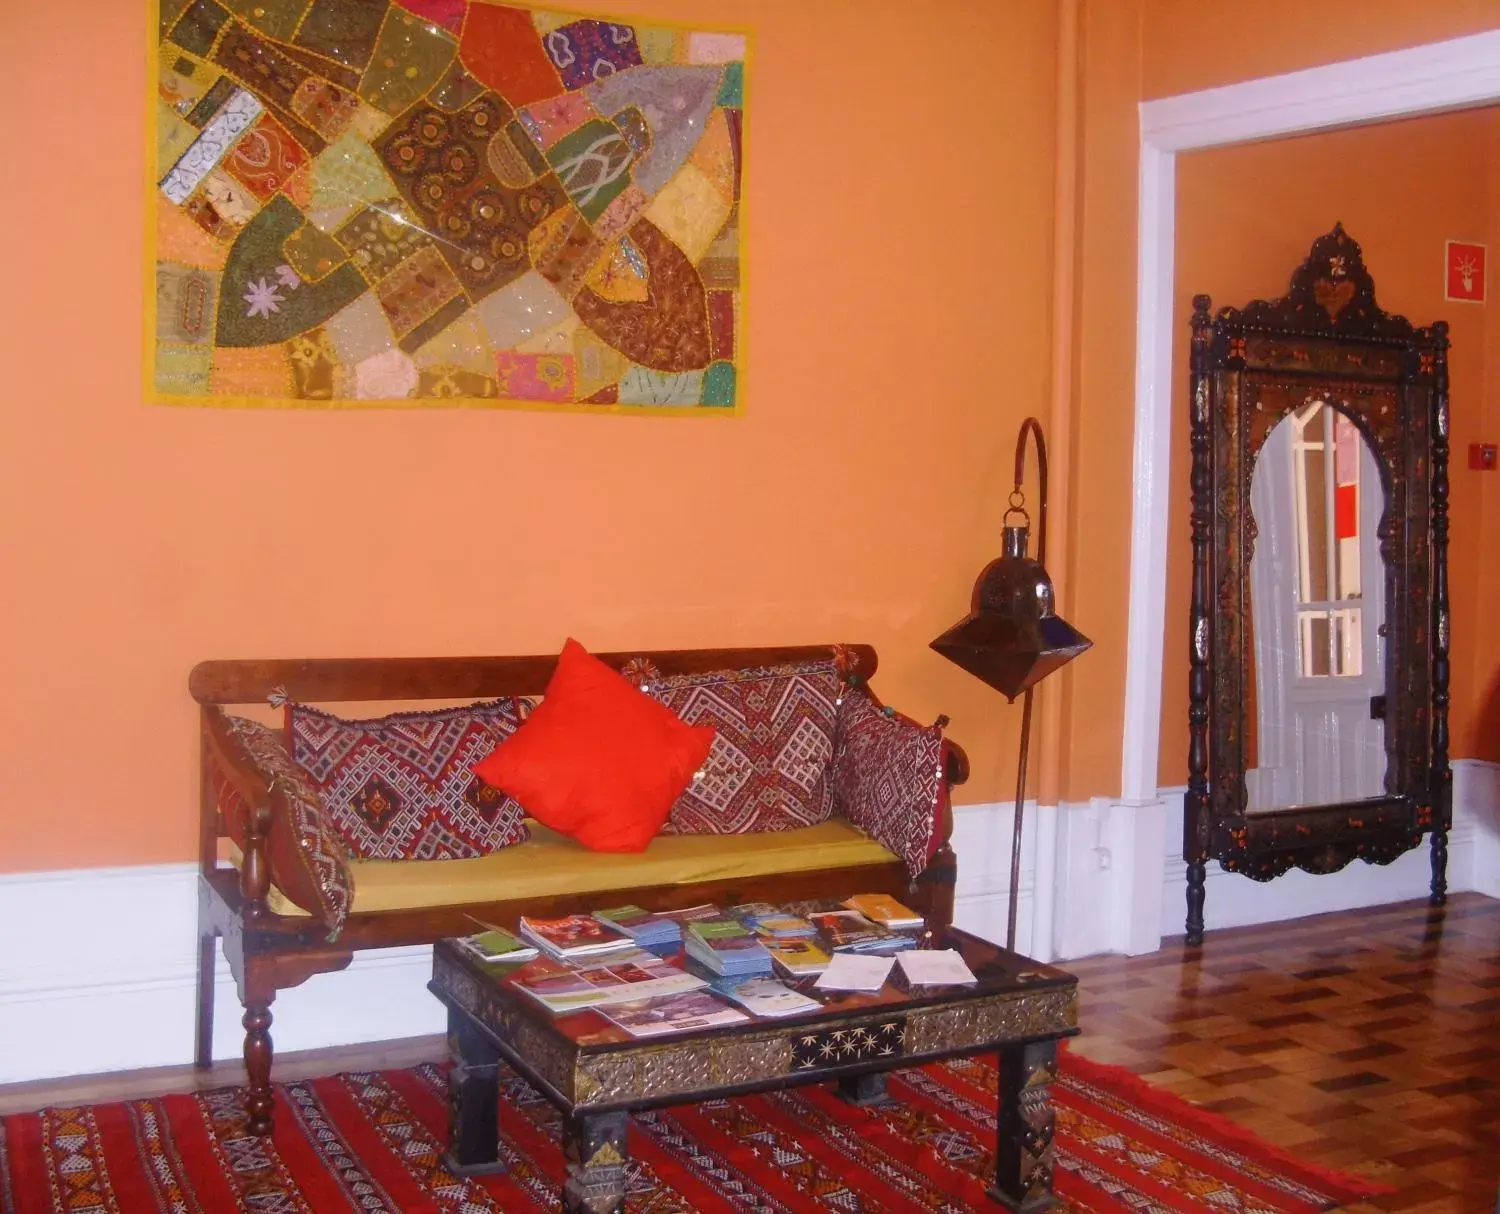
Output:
1246,401,1388,812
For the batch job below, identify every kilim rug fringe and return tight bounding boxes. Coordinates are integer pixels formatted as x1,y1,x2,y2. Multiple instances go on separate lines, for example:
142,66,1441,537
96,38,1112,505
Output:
0,1052,1387,1213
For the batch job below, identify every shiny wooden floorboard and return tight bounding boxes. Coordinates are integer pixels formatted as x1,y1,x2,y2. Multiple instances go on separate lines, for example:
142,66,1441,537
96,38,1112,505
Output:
1,895,1495,1210
1069,892,1499,1213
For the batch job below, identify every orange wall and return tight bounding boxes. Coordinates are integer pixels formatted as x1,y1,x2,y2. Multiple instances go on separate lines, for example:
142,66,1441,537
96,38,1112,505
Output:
1157,110,1498,788
1141,0,1500,99
0,1,1065,872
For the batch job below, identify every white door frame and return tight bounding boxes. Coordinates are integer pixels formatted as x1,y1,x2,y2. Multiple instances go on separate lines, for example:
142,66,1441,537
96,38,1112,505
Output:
1121,30,1500,805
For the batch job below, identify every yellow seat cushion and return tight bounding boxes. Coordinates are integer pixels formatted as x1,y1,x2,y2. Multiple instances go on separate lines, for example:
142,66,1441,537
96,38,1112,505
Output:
250,819,898,917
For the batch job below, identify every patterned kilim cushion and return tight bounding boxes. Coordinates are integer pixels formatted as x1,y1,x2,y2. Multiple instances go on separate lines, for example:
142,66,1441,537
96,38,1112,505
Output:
831,687,947,876
288,699,533,861
217,716,354,939
641,661,841,834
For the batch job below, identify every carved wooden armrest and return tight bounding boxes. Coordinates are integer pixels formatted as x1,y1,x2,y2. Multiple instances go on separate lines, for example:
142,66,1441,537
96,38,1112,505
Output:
203,707,277,920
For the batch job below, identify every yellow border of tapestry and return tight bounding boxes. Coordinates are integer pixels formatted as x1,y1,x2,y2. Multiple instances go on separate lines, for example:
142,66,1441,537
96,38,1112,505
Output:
145,0,749,417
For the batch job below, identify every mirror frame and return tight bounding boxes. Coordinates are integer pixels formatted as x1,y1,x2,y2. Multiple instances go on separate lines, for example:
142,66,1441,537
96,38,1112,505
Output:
1184,225,1451,945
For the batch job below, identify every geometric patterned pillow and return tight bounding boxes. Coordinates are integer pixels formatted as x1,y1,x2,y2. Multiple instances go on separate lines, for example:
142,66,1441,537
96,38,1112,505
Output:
830,686,947,877
640,661,842,835
287,698,534,860
217,715,354,940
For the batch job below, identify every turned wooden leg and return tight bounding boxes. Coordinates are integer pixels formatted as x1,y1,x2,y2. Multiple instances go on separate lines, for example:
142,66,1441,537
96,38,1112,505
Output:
1429,828,1449,907
1185,860,1207,946
243,1001,275,1137
194,932,217,1070
992,1040,1058,1212
444,1009,506,1176
563,1108,629,1214
838,1070,892,1106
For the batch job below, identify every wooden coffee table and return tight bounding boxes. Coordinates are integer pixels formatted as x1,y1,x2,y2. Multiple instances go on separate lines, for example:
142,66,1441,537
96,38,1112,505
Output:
430,923,1078,1213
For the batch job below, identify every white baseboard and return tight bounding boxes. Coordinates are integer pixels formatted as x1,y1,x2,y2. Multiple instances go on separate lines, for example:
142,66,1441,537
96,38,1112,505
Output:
1155,759,1500,938
0,863,447,1086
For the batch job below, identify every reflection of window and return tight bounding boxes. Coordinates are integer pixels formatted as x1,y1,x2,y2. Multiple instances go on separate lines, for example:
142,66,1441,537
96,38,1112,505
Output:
1290,400,1362,678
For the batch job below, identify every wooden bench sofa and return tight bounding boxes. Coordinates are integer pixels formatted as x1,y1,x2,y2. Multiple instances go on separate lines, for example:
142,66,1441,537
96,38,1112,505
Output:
191,644,968,1135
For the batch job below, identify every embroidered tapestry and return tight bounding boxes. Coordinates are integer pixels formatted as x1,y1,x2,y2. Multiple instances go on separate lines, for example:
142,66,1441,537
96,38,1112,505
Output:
152,1,745,412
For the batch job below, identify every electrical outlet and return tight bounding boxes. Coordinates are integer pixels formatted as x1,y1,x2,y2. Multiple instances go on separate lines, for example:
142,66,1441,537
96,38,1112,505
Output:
1470,443,1497,471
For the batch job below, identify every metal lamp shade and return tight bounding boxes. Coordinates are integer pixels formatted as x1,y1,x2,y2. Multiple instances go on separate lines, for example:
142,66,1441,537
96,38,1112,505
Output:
930,524,1092,702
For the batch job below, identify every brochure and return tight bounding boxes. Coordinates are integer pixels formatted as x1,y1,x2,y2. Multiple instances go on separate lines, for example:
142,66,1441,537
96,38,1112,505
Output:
730,903,817,939
455,926,540,964
766,937,832,977
897,949,978,987
809,909,913,953
602,991,750,1038
814,952,895,993
509,950,708,1014
592,905,682,947
843,894,925,929
518,914,635,959
712,976,822,1018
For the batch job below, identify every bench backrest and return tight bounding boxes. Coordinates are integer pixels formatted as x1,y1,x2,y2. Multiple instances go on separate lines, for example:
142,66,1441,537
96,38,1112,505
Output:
189,645,877,705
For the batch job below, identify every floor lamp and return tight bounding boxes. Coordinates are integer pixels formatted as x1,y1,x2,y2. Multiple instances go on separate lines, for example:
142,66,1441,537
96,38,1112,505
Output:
930,417,1092,952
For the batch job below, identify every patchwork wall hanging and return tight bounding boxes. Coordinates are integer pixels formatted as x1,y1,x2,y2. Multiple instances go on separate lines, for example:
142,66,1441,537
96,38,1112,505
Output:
151,1,745,412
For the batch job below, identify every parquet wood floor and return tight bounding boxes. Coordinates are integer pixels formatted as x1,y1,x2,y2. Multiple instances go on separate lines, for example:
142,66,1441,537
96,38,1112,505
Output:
1069,892,1500,1213
1,894,1494,1210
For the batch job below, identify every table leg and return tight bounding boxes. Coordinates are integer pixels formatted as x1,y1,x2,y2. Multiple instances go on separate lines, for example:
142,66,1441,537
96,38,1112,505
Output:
991,1040,1058,1212
838,1070,892,1106
563,1108,630,1214
443,1009,507,1177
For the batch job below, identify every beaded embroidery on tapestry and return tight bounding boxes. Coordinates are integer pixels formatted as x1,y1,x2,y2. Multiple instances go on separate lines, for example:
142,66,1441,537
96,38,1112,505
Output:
288,698,534,860
219,716,354,937
831,687,946,877
642,661,841,834
152,2,746,412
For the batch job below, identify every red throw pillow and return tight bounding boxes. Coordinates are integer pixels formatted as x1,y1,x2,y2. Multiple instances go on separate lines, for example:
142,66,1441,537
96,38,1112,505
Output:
473,639,716,852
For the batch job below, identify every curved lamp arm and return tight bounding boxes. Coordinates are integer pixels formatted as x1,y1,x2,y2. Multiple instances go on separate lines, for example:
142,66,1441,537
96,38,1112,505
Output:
1013,415,1049,567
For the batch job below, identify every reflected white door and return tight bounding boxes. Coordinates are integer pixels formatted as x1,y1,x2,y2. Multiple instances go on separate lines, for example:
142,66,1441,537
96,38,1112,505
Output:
1247,402,1386,811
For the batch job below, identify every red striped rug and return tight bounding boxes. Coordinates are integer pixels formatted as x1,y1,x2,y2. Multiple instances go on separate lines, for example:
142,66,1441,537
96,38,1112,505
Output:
0,1051,1385,1212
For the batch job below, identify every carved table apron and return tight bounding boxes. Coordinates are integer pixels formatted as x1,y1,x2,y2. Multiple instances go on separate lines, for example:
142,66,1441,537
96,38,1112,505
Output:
430,930,1078,1213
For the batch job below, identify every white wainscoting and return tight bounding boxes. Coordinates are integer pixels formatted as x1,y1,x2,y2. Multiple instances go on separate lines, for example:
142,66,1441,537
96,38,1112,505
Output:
1,778,1492,1087
1155,759,1500,938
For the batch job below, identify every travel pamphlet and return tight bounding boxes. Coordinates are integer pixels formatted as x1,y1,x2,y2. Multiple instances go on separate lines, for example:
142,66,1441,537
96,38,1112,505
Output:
897,949,978,987
518,914,634,960
591,905,682,948
711,975,822,1018
456,925,540,965
814,952,895,993
765,937,832,977
602,990,750,1038
807,909,915,954
730,902,818,940
842,894,925,929
508,949,707,1014
685,918,774,977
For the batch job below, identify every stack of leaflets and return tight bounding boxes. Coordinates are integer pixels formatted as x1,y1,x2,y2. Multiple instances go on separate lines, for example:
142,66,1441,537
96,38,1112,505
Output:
591,905,682,949
731,902,817,941
508,949,708,1015
764,936,832,978
711,975,822,1018
602,991,749,1038
685,918,773,977
660,903,725,928
843,894,925,929
518,914,634,960
455,925,540,965
809,909,916,955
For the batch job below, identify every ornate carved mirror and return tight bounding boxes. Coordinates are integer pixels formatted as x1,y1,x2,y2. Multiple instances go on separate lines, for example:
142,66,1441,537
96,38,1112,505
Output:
1184,224,1452,945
